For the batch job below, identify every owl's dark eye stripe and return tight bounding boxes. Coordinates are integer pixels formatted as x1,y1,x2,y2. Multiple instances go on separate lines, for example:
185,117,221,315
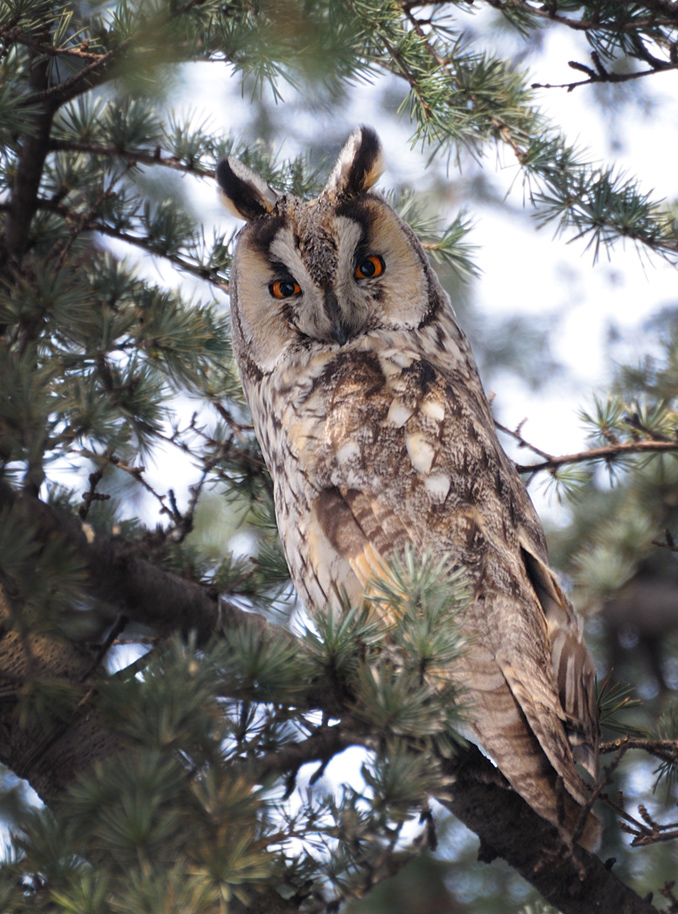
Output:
355,255,384,280
270,279,301,299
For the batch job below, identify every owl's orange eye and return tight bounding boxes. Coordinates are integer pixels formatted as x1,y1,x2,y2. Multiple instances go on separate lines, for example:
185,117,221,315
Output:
270,279,301,299
355,255,384,280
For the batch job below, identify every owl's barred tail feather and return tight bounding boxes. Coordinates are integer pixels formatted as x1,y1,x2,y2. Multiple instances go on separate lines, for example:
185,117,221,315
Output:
492,667,601,851
470,694,601,852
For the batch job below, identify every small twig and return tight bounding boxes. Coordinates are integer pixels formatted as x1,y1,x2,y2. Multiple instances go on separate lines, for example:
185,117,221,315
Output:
79,613,129,682
513,440,678,475
533,54,678,91
600,735,678,766
108,453,178,523
78,469,110,521
494,420,553,460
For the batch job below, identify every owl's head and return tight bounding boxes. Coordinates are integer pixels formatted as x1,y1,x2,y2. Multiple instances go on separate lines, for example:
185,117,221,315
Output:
217,127,448,374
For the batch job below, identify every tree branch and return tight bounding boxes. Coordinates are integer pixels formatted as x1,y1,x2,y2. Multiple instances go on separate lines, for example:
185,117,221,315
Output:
481,0,678,33
1,39,56,269
49,139,215,178
0,480,255,643
495,421,678,474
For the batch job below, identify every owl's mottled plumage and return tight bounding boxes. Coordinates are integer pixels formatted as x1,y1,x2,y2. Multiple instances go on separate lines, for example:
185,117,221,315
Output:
217,127,600,848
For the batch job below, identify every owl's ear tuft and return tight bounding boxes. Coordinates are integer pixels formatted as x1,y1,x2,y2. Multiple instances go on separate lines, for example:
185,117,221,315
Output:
216,157,280,221
323,126,385,200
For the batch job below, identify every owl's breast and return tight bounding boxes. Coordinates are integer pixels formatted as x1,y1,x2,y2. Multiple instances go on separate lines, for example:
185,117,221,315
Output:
250,335,545,615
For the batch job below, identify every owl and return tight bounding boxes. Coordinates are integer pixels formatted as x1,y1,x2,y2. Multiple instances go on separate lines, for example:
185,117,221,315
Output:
216,127,600,849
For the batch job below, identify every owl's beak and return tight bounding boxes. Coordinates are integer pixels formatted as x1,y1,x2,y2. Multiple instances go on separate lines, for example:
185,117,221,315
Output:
324,287,350,346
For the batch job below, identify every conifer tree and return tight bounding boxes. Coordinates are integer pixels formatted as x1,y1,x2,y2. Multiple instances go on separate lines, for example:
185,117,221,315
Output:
1,2,678,913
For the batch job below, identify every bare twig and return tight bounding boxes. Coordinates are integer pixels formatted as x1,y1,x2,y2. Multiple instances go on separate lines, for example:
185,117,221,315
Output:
600,736,678,765
50,139,215,179
79,613,129,682
603,789,678,847
494,420,678,474
78,469,110,521
533,62,678,92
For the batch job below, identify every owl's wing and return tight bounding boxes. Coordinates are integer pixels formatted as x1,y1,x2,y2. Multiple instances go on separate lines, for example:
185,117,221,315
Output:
301,346,599,847
518,538,599,779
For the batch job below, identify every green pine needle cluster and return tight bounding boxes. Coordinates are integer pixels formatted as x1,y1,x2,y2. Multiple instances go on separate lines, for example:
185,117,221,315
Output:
0,551,470,912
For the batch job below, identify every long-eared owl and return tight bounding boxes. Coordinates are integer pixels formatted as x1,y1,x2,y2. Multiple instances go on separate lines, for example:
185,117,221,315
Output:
217,127,600,849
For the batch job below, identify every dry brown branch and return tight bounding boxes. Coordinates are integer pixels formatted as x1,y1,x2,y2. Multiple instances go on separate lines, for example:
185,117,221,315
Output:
494,421,678,474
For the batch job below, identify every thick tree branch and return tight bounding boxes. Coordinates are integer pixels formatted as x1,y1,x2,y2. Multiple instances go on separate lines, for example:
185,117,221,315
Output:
0,480,255,642
440,747,660,914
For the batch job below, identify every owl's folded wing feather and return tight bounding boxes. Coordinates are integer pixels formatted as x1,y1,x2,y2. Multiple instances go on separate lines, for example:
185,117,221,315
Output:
312,478,600,849
519,539,599,779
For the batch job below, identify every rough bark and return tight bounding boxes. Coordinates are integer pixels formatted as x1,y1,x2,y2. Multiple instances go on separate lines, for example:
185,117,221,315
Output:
442,747,659,914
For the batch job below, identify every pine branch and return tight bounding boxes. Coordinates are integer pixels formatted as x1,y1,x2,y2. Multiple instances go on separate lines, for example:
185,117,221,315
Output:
0,480,248,643
495,421,678,474
32,197,230,291
482,0,678,33
49,139,215,178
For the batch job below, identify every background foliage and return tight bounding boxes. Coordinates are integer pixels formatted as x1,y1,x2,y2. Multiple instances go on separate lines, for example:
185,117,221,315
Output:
1,1,678,912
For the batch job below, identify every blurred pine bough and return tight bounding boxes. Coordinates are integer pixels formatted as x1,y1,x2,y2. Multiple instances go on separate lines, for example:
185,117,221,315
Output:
2,1,678,912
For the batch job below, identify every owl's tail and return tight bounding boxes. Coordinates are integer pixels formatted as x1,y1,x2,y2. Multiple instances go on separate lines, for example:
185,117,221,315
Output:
462,648,602,852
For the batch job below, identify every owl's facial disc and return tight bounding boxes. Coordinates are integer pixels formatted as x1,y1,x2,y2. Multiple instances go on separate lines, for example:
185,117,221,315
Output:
261,213,382,347
231,191,442,373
